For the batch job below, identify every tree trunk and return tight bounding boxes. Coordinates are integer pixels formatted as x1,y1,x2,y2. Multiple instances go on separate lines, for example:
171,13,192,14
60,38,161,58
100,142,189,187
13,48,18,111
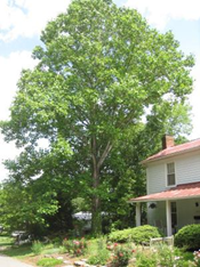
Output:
91,164,102,235
91,136,112,235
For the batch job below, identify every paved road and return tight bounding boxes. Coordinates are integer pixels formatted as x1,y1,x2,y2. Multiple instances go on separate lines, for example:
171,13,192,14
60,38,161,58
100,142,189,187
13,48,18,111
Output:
0,255,33,267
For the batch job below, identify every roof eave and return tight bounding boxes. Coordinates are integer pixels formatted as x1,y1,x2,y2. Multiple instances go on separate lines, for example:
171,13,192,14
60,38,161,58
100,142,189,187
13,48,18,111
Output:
129,194,200,203
141,146,200,166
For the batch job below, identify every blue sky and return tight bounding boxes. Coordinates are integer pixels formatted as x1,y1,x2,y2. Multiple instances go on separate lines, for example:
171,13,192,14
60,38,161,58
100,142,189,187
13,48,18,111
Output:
0,0,199,180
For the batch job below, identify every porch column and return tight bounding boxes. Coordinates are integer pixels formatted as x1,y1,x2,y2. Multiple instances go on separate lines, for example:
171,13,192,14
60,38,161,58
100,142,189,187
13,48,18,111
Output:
166,200,172,236
136,202,141,226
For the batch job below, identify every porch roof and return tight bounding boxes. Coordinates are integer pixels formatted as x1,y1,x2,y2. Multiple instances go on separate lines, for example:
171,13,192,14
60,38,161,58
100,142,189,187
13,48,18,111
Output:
129,182,200,203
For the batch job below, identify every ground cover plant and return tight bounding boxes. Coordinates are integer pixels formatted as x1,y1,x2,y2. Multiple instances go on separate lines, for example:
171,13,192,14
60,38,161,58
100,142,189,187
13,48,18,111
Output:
87,238,110,265
37,258,63,267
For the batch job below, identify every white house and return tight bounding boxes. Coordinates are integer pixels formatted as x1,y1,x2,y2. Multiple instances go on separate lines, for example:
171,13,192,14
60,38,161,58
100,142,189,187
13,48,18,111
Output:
129,135,200,236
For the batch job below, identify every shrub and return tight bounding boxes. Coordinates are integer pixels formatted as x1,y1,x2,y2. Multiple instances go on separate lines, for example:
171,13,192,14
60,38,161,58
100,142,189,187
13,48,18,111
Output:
37,258,63,267
110,243,135,267
175,224,200,250
31,240,44,255
108,225,162,244
63,237,87,256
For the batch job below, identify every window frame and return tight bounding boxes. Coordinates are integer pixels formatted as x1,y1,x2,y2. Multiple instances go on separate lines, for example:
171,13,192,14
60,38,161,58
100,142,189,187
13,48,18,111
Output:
166,162,176,187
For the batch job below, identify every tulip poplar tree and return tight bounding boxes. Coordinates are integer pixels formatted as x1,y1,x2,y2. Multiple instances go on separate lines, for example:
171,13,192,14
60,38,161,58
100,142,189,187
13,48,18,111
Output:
1,0,194,234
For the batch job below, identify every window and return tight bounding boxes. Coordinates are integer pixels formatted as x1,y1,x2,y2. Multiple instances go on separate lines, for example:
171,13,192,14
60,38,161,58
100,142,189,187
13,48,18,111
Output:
167,162,175,186
171,202,177,233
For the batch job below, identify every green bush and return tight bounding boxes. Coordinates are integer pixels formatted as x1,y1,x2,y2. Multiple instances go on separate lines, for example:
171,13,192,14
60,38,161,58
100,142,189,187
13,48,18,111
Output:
37,258,63,267
108,225,162,244
175,224,200,250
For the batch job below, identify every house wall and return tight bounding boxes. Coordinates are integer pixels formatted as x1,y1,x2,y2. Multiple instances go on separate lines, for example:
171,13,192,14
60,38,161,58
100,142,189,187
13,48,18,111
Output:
177,198,200,229
147,198,200,235
146,150,200,194
147,201,166,233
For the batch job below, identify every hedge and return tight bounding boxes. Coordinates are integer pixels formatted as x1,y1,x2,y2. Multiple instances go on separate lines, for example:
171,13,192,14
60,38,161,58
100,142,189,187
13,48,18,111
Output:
108,225,162,244
175,224,200,250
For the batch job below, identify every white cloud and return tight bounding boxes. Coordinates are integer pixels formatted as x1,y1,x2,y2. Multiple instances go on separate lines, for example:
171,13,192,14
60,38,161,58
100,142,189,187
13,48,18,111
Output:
189,60,200,139
0,51,37,120
125,0,200,30
0,0,71,41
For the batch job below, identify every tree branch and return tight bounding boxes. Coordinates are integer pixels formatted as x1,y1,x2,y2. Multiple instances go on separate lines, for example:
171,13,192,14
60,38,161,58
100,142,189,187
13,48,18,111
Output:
97,141,112,170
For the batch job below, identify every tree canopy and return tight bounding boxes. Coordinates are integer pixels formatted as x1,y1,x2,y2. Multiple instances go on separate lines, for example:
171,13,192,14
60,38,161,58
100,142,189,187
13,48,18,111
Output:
0,0,194,234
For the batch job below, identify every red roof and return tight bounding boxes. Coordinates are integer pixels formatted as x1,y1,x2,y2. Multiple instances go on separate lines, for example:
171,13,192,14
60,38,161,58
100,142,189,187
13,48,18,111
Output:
130,182,200,202
142,138,200,164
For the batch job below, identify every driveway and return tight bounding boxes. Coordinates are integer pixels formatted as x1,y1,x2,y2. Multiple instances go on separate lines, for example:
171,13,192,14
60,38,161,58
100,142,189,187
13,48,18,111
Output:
0,255,33,267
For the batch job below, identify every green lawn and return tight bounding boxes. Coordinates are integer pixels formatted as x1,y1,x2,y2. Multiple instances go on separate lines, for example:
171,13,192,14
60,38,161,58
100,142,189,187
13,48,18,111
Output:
0,236,14,247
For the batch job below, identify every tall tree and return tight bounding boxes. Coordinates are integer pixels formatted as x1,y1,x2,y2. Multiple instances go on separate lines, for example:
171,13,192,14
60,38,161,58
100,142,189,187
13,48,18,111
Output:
1,0,194,234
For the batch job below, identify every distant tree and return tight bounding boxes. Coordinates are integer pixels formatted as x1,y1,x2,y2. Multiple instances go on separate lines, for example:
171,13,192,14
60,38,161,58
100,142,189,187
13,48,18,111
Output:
0,0,194,234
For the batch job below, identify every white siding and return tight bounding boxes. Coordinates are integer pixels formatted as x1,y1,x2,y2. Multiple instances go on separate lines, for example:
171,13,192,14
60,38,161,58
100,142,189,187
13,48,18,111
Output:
146,150,200,194
176,152,200,185
147,163,165,194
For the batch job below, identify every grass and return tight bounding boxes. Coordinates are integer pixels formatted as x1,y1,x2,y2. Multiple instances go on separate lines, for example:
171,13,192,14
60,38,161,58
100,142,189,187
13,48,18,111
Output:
0,235,14,247
2,244,33,258
37,258,63,267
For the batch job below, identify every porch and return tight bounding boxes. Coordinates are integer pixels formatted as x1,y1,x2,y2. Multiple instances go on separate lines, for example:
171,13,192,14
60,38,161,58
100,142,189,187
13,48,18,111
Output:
129,182,200,236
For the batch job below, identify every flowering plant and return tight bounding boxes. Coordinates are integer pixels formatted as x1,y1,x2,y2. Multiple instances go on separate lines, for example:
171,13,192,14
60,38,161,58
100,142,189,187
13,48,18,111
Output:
109,243,135,267
193,250,200,267
63,237,87,256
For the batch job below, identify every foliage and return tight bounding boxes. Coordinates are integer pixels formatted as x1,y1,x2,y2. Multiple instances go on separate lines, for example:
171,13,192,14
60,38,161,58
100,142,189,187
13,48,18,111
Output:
37,258,63,267
87,249,110,265
63,237,87,256
135,250,158,267
109,243,134,267
87,237,110,265
0,179,60,235
193,250,200,267
0,0,194,235
58,245,66,254
0,236,14,247
108,225,162,244
135,246,190,267
156,245,189,267
51,237,62,247
175,224,200,250
31,240,44,255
